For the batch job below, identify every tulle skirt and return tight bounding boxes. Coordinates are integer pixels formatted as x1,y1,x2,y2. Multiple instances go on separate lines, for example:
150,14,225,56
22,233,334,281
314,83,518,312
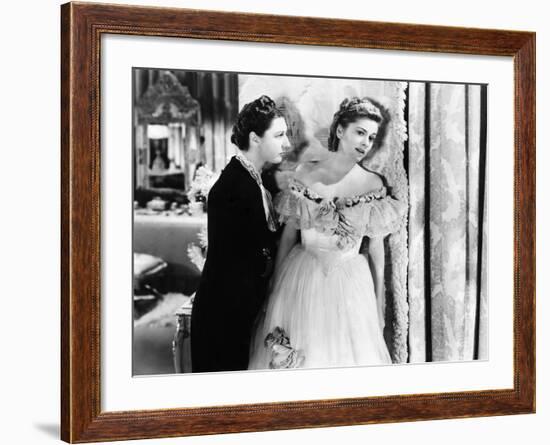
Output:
248,244,392,370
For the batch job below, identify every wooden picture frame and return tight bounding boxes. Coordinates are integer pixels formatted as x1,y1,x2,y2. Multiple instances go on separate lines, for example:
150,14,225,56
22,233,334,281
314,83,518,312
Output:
61,1,535,442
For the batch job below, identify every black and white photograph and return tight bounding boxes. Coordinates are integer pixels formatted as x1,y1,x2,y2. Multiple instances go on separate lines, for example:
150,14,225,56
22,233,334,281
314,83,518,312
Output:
4,0,545,443
132,68,488,376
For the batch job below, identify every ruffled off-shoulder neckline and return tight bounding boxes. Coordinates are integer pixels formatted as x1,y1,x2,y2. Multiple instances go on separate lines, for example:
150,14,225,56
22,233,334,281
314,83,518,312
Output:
288,177,387,209
275,178,407,244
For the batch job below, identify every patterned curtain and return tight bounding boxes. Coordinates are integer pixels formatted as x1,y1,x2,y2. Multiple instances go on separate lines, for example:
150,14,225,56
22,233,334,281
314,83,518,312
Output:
407,83,488,362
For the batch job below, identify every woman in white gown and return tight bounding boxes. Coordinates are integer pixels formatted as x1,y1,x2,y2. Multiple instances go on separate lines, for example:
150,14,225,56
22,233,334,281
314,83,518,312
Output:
249,97,406,370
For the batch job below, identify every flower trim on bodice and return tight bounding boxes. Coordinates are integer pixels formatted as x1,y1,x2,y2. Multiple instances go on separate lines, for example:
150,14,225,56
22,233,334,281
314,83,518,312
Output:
289,178,387,209
275,178,406,249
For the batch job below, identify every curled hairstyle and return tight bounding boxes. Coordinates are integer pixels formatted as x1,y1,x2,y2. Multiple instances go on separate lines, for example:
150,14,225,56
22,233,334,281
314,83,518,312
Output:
327,97,390,152
230,95,284,151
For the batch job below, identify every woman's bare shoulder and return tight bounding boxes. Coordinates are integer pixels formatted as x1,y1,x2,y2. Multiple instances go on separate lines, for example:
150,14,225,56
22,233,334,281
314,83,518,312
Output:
361,168,384,191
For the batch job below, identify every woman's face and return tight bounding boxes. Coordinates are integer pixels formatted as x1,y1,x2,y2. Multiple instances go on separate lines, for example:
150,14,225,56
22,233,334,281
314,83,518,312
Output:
257,117,290,164
336,117,380,162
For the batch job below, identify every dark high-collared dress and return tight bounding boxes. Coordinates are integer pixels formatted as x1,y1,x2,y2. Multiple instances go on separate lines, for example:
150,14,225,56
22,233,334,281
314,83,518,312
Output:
191,157,277,372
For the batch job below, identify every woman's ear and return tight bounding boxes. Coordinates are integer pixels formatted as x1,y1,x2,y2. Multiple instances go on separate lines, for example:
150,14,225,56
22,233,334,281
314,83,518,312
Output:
336,124,344,139
249,131,260,147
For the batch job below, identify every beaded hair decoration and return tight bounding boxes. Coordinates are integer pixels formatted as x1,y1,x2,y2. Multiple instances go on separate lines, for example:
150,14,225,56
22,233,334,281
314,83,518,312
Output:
334,97,382,122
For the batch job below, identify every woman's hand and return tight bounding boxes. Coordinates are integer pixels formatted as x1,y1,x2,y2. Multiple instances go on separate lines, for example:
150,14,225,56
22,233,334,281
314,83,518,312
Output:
273,222,299,277
366,236,386,332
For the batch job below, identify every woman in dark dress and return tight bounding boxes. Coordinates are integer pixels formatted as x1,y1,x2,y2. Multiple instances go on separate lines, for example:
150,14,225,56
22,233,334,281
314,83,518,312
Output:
191,96,290,372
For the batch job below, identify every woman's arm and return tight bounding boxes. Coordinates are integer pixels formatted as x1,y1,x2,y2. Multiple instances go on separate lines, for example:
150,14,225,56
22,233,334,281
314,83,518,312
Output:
366,236,386,330
274,222,299,276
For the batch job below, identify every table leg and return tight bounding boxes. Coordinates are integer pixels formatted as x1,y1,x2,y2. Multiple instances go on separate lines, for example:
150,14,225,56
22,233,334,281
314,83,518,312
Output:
172,312,192,373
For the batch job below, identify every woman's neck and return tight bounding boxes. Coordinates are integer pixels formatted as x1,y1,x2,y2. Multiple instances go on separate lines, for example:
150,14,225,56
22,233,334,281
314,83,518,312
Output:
311,150,358,186
237,150,264,173
326,149,357,175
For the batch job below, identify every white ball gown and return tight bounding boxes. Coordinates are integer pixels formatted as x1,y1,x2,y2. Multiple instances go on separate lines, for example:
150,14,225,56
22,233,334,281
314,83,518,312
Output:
248,177,406,370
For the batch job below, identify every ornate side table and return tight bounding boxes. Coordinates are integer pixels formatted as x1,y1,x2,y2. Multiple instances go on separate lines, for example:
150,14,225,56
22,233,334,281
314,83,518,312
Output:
172,297,193,373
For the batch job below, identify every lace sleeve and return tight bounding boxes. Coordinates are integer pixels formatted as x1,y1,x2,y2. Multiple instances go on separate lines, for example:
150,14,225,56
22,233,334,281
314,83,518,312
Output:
274,188,302,228
363,196,407,238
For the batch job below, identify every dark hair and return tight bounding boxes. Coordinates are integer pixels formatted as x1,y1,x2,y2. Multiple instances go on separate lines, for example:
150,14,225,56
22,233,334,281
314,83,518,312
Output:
230,95,284,151
327,97,390,152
